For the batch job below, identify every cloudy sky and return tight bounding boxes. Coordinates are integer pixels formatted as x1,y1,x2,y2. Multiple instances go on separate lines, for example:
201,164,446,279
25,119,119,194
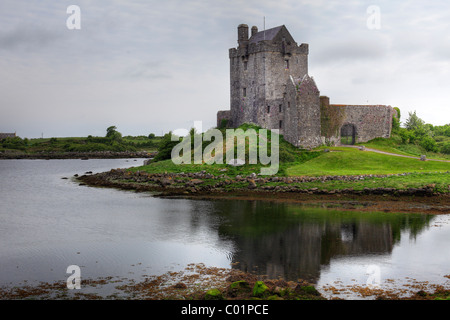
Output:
1,0,449,138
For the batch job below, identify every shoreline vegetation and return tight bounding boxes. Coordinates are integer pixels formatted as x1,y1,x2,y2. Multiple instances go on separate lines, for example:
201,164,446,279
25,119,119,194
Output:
0,150,155,159
1,263,449,300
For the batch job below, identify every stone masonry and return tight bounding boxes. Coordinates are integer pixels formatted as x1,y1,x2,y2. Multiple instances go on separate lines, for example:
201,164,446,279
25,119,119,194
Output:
217,24,395,149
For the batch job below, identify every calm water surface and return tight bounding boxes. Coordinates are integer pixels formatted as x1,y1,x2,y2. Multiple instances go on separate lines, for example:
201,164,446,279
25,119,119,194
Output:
1,159,449,296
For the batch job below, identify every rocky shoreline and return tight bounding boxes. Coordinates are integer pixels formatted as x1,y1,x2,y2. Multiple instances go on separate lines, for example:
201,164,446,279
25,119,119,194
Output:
77,169,450,214
0,151,156,159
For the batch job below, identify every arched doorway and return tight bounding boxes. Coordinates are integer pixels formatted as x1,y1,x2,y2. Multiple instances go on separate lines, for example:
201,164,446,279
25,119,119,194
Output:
340,124,357,145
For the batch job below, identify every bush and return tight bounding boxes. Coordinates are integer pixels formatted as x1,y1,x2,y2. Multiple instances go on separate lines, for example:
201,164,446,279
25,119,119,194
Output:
419,136,439,152
152,132,180,162
440,142,450,155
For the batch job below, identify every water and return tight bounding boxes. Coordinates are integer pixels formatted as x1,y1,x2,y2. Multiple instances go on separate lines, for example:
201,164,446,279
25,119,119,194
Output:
0,159,449,297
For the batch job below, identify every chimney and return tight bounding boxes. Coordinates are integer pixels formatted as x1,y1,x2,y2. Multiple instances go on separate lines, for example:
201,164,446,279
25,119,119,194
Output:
251,26,258,37
237,24,249,47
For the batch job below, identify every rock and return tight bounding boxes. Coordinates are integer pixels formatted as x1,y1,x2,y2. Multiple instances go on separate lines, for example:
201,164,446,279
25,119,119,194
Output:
253,281,269,298
190,179,204,185
248,179,257,189
294,284,320,296
420,155,427,161
323,148,330,153
359,146,366,151
159,178,173,187
228,280,251,297
173,282,187,289
204,288,224,300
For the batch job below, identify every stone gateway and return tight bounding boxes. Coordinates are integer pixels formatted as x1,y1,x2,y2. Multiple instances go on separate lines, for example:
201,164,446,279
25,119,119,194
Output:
217,24,396,149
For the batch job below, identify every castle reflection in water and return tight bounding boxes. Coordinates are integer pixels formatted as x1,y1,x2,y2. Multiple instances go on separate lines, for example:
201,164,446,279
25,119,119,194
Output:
192,200,433,283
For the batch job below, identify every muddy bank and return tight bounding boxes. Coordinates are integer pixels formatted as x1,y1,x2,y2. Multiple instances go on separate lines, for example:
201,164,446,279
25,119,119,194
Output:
77,169,450,214
0,151,156,159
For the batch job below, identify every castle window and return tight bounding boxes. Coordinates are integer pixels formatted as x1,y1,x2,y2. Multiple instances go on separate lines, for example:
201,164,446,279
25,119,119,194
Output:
267,105,270,113
279,104,282,112
243,88,246,97
285,60,289,70
244,61,248,71
288,101,291,108
279,120,283,129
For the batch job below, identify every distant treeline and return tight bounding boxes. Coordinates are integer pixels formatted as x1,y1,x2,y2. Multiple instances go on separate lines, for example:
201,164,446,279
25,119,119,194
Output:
0,126,162,153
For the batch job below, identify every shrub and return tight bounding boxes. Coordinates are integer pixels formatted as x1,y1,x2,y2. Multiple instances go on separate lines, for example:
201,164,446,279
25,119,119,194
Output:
440,142,450,155
419,136,439,152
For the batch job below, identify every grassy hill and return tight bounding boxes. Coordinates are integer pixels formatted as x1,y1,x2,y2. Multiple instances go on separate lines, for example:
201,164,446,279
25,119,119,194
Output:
286,146,449,176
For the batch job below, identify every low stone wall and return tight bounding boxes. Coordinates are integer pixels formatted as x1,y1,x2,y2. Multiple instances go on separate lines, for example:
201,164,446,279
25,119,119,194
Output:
320,96,394,145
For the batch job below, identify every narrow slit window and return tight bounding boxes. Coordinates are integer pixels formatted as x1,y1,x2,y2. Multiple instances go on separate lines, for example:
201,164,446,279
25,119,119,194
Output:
244,61,248,70
267,105,270,113
243,88,246,97
279,120,283,129
279,104,282,112
285,60,289,70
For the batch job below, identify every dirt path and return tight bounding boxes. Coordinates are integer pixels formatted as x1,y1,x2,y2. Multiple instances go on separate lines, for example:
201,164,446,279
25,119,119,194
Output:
343,145,450,163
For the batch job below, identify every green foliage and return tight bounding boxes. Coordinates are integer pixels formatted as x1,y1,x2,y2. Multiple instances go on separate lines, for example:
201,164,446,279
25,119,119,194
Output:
404,111,425,131
392,116,400,134
419,136,438,152
252,281,269,298
152,132,179,162
204,289,224,300
393,107,401,120
440,142,450,155
218,119,229,129
391,111,450,156
0,137,27,151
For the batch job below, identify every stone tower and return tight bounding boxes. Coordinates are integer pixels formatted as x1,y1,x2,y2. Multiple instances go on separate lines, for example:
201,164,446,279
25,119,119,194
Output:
229,24,309,132
217,23,394,149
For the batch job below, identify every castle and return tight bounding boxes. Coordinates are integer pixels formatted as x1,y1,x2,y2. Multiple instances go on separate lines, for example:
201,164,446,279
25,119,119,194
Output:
217,24,396,148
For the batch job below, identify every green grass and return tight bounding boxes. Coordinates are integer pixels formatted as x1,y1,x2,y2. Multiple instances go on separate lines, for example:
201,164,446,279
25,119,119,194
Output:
290,172,449,193
354,136,450,160
286,147,450,176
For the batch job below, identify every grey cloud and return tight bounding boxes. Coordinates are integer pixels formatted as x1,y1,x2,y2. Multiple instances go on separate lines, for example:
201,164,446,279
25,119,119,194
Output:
313,38,388,65
0,25,64,52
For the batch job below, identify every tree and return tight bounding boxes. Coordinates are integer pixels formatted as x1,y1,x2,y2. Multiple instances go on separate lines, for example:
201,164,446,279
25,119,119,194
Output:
148,133,156,139
106,126,122,142
404,111,425,131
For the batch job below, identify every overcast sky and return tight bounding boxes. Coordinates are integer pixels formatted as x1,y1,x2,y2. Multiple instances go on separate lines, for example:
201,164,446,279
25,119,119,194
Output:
1,0,449,138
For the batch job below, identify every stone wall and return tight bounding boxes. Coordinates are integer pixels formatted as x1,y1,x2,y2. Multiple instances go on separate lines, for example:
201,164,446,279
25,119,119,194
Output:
281,75,322,149
216,110,231,128
320,96,394,145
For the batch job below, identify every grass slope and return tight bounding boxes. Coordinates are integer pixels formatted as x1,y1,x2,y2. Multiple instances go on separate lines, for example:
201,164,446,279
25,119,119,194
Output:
287,147,449,176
